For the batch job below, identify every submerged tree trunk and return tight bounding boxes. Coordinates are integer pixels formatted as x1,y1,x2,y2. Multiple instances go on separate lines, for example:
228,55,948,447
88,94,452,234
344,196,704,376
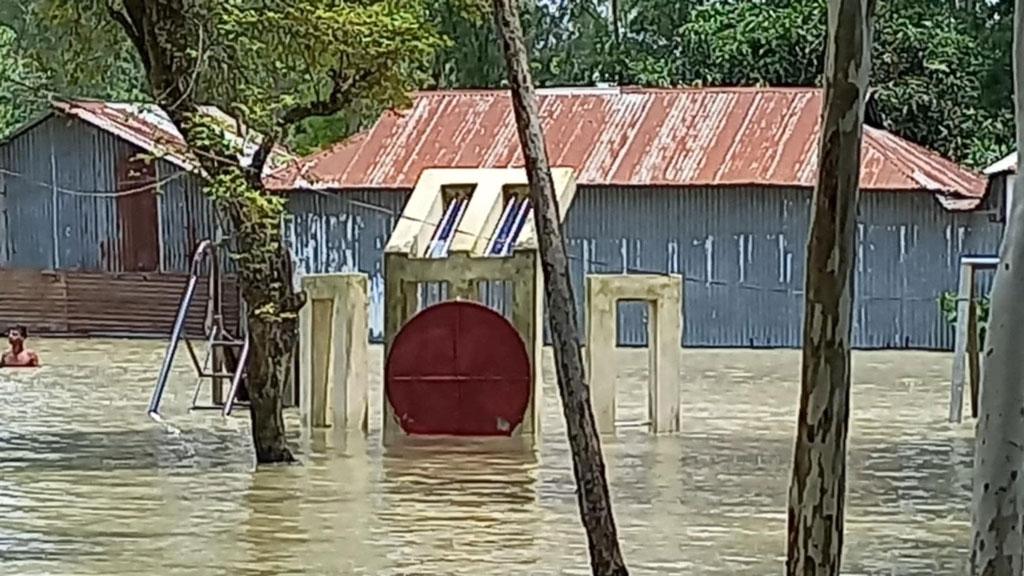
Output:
170,115,302,466
247,305,298,464
970,1,1024,573
786,0,874,574
176,124,303,466
492,1,629,575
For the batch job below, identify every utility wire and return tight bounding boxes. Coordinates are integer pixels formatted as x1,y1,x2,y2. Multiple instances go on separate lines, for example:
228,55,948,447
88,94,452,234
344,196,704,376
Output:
0,165,401,219
0,166,188,198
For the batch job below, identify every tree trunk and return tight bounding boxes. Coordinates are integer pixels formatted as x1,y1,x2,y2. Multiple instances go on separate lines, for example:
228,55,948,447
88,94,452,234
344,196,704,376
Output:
491,2,629,575
227,232,303,465
171,117,302,465
969,1,1024,573
246,310,297,464
786,0,874,574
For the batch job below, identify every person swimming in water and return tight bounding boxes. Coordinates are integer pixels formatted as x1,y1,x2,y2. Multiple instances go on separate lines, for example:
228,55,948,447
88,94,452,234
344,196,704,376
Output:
1,325,40,368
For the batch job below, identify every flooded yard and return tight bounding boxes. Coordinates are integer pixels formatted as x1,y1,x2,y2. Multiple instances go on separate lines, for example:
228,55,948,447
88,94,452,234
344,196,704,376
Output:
0,338,974,575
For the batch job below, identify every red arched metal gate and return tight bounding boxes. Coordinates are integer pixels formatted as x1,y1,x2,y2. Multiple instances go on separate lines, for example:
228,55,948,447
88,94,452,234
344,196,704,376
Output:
385,301,531,436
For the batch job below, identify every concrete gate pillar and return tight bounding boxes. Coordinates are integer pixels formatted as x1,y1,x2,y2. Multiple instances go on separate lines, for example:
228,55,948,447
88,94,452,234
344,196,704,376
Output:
586,274,683,434
299,273,370,432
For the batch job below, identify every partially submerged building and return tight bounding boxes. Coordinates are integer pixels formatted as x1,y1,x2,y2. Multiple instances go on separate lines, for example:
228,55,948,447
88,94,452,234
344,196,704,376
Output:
1,87,1001,348
269,86,1000,349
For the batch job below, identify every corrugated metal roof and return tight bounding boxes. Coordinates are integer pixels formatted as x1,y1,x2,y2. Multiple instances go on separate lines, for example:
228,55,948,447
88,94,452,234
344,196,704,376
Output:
984,151,1016,175
267,87,985,209
47,99,295,175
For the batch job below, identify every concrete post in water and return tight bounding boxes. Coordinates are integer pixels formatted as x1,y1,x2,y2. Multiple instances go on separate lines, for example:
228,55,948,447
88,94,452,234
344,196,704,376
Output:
586,274,683,434
298,273,370,432
949,257,998,423
950,260,975,423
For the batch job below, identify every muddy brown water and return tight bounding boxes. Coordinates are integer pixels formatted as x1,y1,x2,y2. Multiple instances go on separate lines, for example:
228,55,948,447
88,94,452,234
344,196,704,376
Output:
0,338,974,575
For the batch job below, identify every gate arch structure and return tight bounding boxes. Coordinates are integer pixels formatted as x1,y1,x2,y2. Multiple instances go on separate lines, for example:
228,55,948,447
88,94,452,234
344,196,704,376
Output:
382,168,578,444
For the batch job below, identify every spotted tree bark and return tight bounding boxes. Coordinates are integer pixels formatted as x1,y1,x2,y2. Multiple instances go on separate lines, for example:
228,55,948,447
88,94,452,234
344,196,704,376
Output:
969,2,1024,573
491,1,629,575
786,0,875,573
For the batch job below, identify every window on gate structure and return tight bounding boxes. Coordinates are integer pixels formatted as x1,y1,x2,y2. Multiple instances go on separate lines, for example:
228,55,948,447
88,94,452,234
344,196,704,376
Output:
115,149,160,272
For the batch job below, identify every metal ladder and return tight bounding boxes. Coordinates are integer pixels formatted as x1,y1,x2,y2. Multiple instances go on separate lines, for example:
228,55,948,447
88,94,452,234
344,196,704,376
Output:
148,240,250,419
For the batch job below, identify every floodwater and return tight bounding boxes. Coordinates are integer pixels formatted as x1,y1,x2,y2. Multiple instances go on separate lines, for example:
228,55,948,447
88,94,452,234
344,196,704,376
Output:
1,338,975,575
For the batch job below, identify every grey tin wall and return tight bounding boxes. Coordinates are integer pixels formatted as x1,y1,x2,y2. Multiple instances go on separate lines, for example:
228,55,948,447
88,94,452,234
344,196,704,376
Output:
0,114,218,273
0,115,139,270
564,186,1003,349
0,114,218,272
157,163,223,272
1,116,63,269
279,185,1001,350
284,189,408,339
566,185,808,348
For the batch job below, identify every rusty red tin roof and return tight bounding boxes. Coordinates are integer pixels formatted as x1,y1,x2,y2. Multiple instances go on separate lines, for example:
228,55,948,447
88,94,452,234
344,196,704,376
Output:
47,99,294,174
268,86,985,209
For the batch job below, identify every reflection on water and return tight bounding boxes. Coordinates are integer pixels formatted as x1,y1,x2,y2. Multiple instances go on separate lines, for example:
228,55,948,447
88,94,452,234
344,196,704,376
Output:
0,339,974,575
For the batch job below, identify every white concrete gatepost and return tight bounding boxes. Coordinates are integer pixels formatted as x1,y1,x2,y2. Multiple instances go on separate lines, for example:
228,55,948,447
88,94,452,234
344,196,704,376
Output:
586,274,683,434
298,273,370,432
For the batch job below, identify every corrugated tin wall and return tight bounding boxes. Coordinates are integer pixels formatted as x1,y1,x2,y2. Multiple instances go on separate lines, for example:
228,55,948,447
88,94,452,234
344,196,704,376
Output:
565,186,1002,349
51,116,125,271
158,163,223,272
1,117,59,268
281,185,1002,350
284,190,407,340
0,115,216,274
568,186,809,348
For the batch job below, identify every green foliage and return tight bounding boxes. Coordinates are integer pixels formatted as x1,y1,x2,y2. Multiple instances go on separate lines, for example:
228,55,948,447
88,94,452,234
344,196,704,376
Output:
0,3,146,138
672,0,1012,167
0,25,39,137
202,0,446,133
872,0,1013,167
286,104,380,156
7,0,445,151
940,291,991,346
426,0,505,87
677,0,823,87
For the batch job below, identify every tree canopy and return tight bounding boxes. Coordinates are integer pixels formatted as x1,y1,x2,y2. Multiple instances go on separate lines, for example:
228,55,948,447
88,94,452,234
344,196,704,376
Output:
1,0,446,157
0,0,1015,168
